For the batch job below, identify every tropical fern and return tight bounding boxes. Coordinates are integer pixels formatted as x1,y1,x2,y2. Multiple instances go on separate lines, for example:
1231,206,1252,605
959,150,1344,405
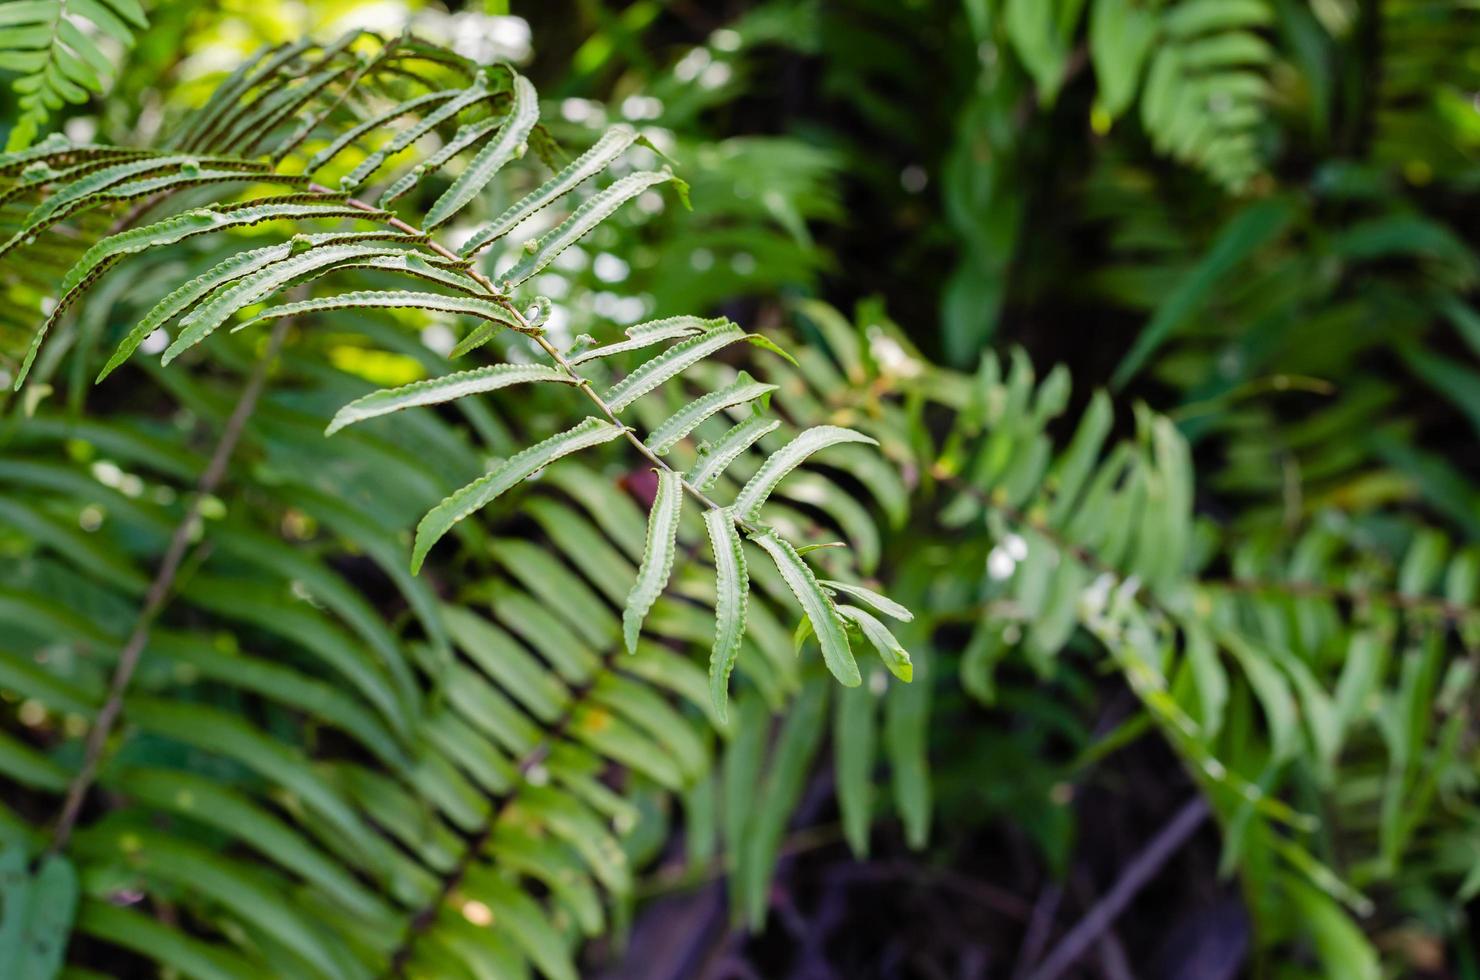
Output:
0,29,914,977
0,0,149,151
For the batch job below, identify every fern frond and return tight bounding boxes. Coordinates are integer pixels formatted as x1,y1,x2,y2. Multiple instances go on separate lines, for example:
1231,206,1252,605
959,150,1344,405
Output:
0,0,148,151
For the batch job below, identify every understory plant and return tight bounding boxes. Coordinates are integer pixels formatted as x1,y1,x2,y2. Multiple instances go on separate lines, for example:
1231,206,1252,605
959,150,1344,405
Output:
0,8,1477,980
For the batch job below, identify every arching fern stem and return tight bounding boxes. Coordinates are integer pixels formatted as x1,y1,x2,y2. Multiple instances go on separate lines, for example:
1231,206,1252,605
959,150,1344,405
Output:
305,182,766,536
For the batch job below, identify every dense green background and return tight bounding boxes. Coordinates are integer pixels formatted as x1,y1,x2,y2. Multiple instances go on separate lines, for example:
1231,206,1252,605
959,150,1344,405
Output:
2,1,1478,978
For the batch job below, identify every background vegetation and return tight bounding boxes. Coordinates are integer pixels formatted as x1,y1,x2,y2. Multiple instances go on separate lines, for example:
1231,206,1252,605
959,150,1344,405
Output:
1,1,1478,978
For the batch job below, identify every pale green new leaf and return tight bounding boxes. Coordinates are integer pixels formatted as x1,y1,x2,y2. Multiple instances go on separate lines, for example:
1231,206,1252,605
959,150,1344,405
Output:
327,363,573,435
703,507,749,721
411,417,623,572
734,426,878,520
749,528,861,686
459,123,642,256
623,469,684,653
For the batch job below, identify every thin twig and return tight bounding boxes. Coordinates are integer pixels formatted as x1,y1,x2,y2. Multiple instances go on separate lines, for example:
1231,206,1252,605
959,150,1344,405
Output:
1024,797,1210,980
48,315,293,855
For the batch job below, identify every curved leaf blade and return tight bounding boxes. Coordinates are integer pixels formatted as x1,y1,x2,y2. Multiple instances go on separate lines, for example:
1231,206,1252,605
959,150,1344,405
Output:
411,417,623,572
704,507,749,722
327,363,573,435
734,426,878,521
623,469,684,654
749,529,861,686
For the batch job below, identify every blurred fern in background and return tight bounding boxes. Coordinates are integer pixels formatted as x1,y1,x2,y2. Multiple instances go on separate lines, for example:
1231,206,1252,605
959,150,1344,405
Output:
2,1,1479,978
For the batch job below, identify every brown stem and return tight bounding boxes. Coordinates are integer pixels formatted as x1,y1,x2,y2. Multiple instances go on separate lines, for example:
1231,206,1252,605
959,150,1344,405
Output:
47,316,293,855
1024,798,1210,980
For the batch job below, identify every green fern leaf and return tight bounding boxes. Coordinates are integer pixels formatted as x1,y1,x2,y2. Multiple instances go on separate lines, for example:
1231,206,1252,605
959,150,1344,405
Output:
689,414,782,491
424,73,539,227
327,363,574,435
163,243,419,363
0,846,77,980
377,113,505,206
2,0,148,151
501,169,679,287
749,528,861,686
341,76,501,191
703,507,749,722
623,469,685,653
645,372,777,455
605,322,750,412
60,202,372,296
411,417,624,572
459,123,641,257
240,288,518,332
734,426,878,521
836,604,913,682
820,579,913,622
303,89,460,175
98,240,309,382
567,314,721,366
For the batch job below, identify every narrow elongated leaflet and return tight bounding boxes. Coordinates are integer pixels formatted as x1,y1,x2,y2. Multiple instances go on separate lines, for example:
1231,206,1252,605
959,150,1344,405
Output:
623,470,684,654
240,289,518,329
568,315,720,366
459,123,641,256
734,426,878,520
349,252,485,294
96,235,406,382
501,169,676,286
98,242,292,381
378,113,506,205
704,507,749,721
0,847,77,980
341,77,498,189
327,364,573,435
305,90,459,174
61,203,372,295
0,142,150,176
836,605,913,682
164,244,412,362
1,155,267,256
446,300,533,358
689,415,781,490
820,580,913,622
749,529,861,686
605,323,747,411
425,74,539,227
411,418,623,572
646,372,777,455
